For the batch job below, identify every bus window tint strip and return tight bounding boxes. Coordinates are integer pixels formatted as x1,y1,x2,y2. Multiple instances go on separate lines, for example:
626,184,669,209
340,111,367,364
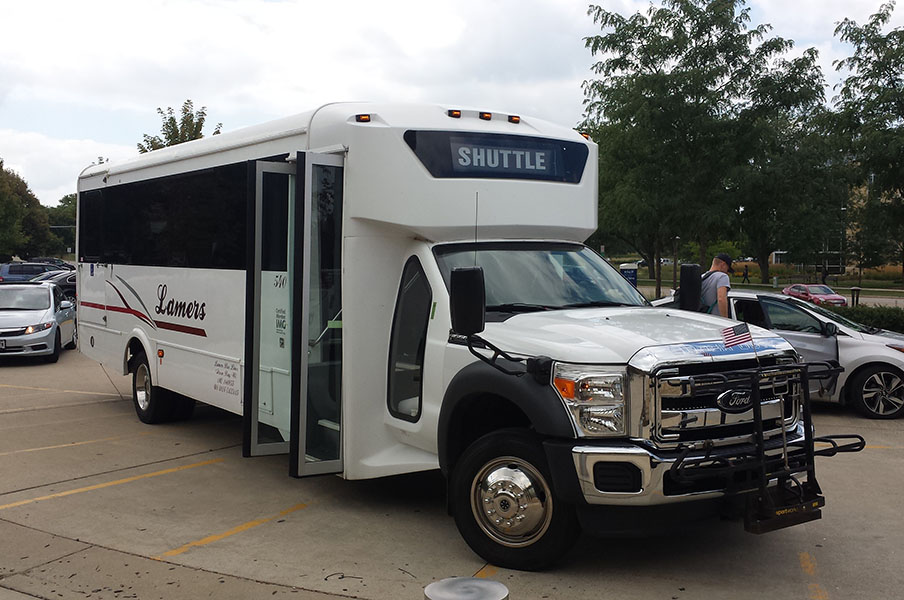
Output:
78,163,248,270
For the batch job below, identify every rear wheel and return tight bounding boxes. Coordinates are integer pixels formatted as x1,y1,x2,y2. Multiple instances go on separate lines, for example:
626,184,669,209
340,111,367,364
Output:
64,321,77,350
130,352,173,423
851,365,904,419
450,429,580,570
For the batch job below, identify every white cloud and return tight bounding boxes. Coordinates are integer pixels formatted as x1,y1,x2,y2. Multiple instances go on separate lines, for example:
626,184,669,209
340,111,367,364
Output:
1,0,901,205
0,130,134,206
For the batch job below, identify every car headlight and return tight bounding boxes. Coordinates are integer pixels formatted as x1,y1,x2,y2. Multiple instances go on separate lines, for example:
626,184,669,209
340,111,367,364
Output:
25,322,54,334
552,363,626,436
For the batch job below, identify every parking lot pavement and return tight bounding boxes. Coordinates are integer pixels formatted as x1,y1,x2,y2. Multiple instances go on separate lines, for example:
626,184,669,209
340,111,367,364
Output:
2,351,903,599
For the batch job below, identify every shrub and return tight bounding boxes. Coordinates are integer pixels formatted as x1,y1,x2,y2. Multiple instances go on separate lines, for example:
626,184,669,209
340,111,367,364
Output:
824,305,904,334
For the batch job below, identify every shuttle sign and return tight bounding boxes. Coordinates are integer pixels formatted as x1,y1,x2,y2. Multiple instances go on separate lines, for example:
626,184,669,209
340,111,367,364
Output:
452,143,553,176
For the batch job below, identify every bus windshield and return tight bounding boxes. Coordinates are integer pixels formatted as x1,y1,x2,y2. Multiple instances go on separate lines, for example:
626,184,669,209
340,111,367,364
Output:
434,242,648,313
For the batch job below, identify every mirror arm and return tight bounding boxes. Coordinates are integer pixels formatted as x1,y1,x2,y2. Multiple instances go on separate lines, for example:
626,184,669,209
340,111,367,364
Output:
465,334,526,377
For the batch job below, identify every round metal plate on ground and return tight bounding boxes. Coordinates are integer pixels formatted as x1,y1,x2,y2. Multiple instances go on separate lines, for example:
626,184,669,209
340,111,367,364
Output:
424,577,509,600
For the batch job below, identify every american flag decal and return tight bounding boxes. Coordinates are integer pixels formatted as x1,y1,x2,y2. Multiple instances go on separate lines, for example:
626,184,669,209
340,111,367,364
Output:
721,323,753,347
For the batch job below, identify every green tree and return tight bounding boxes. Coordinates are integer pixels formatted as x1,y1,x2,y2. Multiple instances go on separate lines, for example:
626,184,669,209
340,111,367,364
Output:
834,1,904,279
46,193,77,253
582,0,813,296
138,99,222,153
0,159,28,260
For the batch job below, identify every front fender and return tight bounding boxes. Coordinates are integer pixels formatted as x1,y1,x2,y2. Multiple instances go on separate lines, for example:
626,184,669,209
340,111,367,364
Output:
438,358,576,474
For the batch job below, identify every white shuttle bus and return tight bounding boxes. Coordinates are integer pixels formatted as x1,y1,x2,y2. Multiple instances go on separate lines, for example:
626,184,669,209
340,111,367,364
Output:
77,102,861,569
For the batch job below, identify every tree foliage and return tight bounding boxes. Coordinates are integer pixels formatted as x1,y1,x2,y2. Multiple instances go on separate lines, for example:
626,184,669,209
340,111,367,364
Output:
0,159,64,260
834,1,904,276
582,0,828,293
138,100,222,153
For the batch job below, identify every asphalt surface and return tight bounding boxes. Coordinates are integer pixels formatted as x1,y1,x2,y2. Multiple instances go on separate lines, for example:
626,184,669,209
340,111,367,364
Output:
1,349,902,599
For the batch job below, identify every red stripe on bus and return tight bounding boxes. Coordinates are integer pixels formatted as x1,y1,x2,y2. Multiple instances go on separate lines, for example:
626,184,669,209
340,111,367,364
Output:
79,301,206,337
154,320,208,337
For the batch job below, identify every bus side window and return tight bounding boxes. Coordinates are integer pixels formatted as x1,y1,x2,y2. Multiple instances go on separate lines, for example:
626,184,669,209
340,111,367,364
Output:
387,257,433,422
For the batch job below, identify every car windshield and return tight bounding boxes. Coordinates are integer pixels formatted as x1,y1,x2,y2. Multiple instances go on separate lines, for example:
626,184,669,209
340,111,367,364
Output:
788,297,871,333
807,285,834,294
434,242,648,312
0,287,51,310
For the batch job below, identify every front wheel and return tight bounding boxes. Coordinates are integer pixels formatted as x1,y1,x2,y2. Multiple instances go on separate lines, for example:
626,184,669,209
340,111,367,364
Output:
450,429,580,570
851,365,904,419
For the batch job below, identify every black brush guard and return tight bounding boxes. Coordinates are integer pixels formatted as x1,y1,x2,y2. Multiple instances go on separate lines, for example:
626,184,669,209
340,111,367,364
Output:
666,362,864,534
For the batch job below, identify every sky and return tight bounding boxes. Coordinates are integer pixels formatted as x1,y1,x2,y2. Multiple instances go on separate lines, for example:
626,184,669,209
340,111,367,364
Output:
1,0,901,206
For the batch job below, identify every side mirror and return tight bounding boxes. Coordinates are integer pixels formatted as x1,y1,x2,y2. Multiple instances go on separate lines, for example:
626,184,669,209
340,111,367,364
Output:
678,263,702,311
450,267,486,336
60,300,73,311
823,322,839,337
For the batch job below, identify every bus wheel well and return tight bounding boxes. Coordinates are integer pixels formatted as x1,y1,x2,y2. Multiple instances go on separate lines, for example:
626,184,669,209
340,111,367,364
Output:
126,338,148,372
444,393,532,476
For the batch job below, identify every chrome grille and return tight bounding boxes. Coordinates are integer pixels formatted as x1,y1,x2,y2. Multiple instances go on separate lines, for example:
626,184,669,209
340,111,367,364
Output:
654,362,800,445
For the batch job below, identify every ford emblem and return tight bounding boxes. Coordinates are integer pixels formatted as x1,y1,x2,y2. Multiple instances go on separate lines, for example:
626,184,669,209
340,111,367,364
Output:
716,389,753,414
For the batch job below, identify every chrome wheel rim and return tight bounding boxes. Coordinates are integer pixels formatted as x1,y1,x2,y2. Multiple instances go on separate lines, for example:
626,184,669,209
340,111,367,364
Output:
861,371,904,416
470,456,553,548
135,364,151,412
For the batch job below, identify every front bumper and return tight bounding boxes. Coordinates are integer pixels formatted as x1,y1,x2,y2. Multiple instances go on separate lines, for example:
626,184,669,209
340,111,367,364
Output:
546,424,807,507
0,325,56,357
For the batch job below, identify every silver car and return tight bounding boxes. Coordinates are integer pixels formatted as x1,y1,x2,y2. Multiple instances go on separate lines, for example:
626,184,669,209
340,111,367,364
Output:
0,282,77,363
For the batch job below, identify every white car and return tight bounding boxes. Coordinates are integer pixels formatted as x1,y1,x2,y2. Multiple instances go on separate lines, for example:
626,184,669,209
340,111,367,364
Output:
653,289,904,418
0,282,77,362
729,290,904,419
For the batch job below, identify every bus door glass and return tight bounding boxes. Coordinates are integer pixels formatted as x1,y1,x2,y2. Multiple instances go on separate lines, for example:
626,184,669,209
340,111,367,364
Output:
245,162,295,456
292,153,344,477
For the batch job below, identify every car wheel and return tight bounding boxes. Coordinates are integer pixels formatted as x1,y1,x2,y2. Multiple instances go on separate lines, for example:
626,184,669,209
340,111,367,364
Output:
129,351,173,424
450,429,580,570
851,365,904,419
64,321,77,350
44,330,61,363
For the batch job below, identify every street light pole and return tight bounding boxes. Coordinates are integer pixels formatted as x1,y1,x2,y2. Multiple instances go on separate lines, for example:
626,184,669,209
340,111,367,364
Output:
672,236,680,290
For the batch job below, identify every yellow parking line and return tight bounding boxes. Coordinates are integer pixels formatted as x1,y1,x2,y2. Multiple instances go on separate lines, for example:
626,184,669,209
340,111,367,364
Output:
473,564,499,578
0,383,121,397
799,552,830,599
0,432,151,457
0,458,224,511
154,502,308,559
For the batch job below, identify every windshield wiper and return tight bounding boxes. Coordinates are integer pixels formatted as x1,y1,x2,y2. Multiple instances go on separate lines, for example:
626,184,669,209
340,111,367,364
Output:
486,303,557,313
561,301,634,308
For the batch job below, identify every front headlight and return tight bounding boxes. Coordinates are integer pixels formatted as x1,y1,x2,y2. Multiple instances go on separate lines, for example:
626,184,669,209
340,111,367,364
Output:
25,322,54,334
552,363,626,436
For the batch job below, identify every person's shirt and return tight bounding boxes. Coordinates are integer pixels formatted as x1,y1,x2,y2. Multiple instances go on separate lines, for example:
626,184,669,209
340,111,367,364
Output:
701,270,731,314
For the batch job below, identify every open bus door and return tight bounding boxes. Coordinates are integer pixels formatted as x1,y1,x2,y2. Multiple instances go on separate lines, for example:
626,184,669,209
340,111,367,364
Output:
244,154,345,478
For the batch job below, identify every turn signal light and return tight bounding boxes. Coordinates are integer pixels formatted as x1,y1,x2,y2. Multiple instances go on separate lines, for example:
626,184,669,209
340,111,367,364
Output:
355,114,371,123
554,377,576,400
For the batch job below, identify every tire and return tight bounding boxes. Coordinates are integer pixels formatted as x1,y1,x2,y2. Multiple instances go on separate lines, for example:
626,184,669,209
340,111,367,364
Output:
449,429,580,570
64,322,77,350
850,364,904,419
129,352,173,424
44,330,61,363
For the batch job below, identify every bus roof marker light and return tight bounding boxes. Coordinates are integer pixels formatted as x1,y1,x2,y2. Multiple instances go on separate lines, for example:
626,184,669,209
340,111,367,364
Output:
355,114,371,123
447,109,462,118
479,112,492,121
508,115,521,124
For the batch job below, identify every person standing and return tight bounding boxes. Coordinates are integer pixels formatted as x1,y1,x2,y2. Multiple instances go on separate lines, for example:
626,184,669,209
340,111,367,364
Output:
701,253,732,317
742,264,750,284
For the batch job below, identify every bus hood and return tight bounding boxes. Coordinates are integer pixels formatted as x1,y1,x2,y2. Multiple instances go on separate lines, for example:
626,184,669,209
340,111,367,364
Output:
481,306,787,365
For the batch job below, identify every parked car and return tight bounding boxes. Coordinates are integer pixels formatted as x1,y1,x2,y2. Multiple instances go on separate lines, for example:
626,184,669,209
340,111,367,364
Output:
782,283,847,307
29,257,75,270
0,262,62,282
730,290,903,418
652,289,904,418
30,270,77,304
0,282,77,362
